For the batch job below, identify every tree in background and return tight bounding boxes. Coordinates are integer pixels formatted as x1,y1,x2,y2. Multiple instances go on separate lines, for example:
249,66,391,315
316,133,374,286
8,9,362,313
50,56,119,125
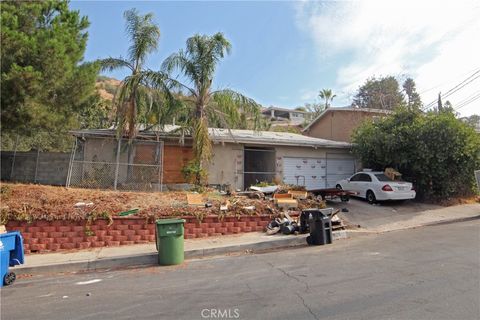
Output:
353,76,405,110
100,9,173,139
162,32,261,184
1,0,103,151
318,89,336,109
402,78,422,109
352,108,480,200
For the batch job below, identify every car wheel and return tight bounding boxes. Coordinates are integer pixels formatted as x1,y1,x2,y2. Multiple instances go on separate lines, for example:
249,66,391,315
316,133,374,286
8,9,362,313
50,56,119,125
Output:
336,184,342,190
366,190,376,204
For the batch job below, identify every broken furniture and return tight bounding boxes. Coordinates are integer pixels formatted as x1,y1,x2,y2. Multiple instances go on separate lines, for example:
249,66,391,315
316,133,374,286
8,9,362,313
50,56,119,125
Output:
273,193,298,209
309,188,358,202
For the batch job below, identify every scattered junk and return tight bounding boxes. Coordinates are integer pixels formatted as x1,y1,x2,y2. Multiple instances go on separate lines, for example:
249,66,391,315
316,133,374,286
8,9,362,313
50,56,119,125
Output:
187,193,205,207
309,188,357,202
273,193,298,209
74,202,94,208
249,185,279,194
384,167,402,181
118,208,139,216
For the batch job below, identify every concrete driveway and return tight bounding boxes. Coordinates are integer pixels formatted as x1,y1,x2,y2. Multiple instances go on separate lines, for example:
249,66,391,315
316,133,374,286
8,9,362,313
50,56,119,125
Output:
328,197,443,230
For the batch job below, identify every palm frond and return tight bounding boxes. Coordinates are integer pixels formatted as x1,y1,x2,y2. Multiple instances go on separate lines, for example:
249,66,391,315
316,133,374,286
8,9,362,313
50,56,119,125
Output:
99,57,134,72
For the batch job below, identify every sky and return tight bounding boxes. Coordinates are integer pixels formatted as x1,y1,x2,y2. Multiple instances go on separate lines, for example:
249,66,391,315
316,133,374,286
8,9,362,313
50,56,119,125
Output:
71,0,480,117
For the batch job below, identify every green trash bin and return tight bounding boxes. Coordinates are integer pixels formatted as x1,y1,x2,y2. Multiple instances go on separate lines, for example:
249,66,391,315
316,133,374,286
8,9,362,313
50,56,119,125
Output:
155,219,185,265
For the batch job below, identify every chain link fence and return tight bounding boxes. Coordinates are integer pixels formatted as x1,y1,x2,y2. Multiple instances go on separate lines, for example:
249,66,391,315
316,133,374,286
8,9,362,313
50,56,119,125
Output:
66,136,164,191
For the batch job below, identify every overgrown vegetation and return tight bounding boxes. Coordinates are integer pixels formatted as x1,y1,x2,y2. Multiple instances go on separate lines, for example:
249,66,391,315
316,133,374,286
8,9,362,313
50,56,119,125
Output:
352,108,480,200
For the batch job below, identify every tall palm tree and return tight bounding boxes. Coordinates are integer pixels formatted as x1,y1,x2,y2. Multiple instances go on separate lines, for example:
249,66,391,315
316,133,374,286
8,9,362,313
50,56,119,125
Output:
162,33,261,183
318,89,336,109
100,9,170,139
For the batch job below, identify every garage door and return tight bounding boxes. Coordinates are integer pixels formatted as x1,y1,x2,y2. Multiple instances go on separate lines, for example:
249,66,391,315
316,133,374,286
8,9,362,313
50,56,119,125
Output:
283,157,326,190
326,155,356,188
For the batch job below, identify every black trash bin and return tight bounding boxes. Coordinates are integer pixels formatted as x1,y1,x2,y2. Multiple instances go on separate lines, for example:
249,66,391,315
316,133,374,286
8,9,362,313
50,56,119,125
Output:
303,209,333,245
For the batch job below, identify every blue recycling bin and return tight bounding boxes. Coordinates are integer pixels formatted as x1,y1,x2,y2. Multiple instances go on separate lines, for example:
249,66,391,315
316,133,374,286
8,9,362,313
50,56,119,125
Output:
0,231,24,287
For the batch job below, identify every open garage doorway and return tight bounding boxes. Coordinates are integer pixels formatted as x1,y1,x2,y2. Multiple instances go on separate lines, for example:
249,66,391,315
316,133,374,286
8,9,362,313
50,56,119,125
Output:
243,147,276,190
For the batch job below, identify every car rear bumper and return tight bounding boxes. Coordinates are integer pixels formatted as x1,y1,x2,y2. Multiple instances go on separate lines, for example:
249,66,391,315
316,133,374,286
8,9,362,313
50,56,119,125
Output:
376,190,416,201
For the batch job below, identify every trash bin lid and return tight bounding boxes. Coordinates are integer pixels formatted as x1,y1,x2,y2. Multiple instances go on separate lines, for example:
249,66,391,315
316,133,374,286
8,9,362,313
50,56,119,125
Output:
156,218,186,225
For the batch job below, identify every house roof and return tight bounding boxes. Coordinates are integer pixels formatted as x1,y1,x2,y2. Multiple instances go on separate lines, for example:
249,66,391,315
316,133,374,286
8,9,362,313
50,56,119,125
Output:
302,107,393,132
261,106,310,114
71,126,351,149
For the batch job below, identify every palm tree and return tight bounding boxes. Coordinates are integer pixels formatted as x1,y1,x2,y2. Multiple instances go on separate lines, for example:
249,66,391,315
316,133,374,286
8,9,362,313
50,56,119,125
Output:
318,89,336,109
100,9,170,139
162,33,261,184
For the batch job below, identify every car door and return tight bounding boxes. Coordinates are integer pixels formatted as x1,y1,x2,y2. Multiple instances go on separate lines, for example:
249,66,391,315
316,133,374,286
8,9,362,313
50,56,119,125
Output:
345,173,362,193
356,173,373,198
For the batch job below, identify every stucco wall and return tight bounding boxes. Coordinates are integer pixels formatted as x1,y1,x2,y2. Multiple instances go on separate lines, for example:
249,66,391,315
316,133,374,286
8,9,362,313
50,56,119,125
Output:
305,110,386,142
209,143,352,190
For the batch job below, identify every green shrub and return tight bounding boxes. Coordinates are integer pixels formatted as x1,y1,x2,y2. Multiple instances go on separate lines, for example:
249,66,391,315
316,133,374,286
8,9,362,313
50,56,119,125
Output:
352,108,480,200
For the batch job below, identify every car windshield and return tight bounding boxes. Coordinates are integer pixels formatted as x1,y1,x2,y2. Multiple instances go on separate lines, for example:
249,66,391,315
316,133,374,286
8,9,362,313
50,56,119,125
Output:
375,174,393,181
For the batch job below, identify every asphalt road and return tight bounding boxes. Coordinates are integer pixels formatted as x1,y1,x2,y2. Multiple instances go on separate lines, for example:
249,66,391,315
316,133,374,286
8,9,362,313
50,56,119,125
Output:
2,220,479,320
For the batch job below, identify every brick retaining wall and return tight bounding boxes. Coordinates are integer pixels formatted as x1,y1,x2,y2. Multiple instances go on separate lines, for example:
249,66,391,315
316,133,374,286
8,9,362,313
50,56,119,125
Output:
6,215,273,254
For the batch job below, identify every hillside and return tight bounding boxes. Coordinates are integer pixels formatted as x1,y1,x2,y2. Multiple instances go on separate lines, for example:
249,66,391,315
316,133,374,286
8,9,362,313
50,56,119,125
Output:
96,76,121,101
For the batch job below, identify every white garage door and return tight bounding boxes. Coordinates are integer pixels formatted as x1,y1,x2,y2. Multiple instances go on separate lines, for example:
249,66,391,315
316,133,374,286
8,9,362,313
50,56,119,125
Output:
283,157,326,190
326,155,356,188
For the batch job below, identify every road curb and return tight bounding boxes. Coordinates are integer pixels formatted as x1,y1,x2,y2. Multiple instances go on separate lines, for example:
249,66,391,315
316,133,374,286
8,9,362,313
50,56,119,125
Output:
15,231,348,275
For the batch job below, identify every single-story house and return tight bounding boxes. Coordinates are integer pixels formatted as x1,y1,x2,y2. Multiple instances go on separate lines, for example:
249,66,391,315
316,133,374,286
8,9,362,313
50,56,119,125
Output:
262,106,314,126
69,126,356,191
303,107,392,142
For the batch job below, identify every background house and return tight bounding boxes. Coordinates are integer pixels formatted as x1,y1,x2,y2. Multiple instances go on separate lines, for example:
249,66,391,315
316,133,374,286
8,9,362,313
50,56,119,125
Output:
303,107,392,142
69,127,356,191
262,106,314,127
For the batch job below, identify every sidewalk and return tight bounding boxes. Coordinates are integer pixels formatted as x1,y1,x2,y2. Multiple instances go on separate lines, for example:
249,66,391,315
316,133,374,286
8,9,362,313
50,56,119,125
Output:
14,203,479,275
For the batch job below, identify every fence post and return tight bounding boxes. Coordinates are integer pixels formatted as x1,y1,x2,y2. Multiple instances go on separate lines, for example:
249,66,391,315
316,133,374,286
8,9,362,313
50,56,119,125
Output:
66,137,77,188
113,138,121,190
34,149,40,183
9,133,19,180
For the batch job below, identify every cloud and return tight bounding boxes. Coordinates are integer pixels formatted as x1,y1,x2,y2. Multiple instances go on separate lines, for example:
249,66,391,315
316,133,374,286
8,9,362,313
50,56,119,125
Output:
295,0,480,116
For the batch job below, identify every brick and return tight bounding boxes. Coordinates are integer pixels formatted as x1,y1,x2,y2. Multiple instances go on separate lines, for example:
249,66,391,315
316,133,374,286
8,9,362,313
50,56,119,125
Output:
88,225,100,231
209,223,222,229
193,228,202,235
94,220,108,226
8,226,26,233
123,230,136,236
203,218,214,223
107,230,121,236
72,226,85,232
55,237,69,244
120,241,135,245
210,233,222,237
49,231,63,238
6,221,20,227
234,222,246,228
197,233,208,238
24,250,31,254
223,222,234,227
142,235,156,242
242,227,252,232
184,234,196,239
20,232,32,239
34,221,51,227
23,244,30,251
135,229,151,236
98,235,114,242
30,244,46,251
216,227,227,234
38,238,55,244
61,243,76,250
127,235,141,242
27,226,41,233
33,232,48,238
113,235,128,242
25,238,39,245
70,237,85,243
47,243,61,251
106,240,120,246
41,226,56,232
51,220,64,227
114,225,129,231
255,226,265,232
64,231,78,238
94,230,107,237
122,220,137,225
134,240,149,244
84,236,98,242
206,228,216,235
129,224,143,230
76,242,91,250
57,226,71,232
231,227,241,234
247,221,259,227
91,241,105,248
184,223,196,230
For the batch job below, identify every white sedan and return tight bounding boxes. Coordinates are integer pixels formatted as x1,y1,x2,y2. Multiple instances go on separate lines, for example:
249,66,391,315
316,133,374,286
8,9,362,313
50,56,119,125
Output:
336,171,416,203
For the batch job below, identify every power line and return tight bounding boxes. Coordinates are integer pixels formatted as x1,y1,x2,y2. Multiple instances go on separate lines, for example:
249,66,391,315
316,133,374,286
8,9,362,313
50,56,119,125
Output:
419,66,480,95
422,69,480,110
455,92,480,110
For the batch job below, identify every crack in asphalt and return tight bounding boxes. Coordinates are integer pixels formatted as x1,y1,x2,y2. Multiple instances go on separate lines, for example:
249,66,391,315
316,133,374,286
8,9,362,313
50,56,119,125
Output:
245,282,262,300
295,292,319,320
265,261,310,292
